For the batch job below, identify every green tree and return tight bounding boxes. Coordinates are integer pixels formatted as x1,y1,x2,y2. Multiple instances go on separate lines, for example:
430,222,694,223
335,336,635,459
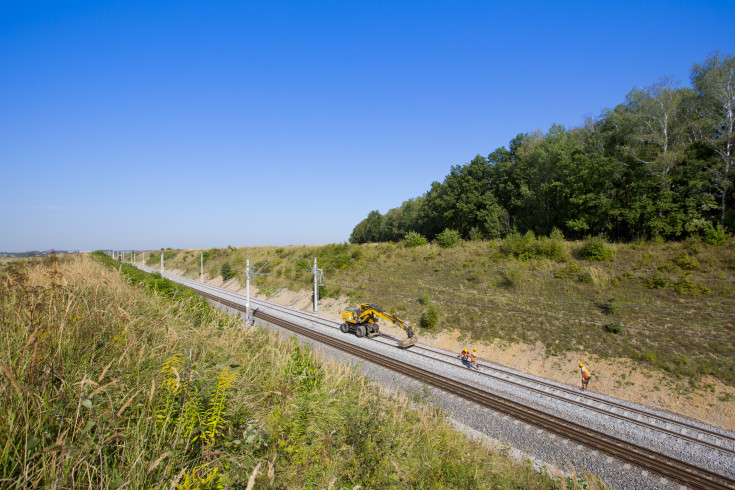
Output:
620,77,694,178
691,52,735,226
350,210,383,244
421,155,508,240
220,262,236,281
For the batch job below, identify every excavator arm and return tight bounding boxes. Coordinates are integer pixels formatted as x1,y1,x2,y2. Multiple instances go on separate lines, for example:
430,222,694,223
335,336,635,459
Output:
356,303,417,348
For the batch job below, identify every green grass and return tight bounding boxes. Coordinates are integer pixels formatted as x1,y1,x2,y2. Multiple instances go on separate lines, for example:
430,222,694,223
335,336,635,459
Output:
0,253,591,489
153,237,735,388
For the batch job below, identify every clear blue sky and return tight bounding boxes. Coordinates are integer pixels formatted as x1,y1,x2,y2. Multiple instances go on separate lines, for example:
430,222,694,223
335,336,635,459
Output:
1,1,733,252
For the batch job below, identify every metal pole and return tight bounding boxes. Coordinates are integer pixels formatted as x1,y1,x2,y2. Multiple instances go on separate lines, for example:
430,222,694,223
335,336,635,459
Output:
313,257,318,314
246,259,251,324
201,252,203,282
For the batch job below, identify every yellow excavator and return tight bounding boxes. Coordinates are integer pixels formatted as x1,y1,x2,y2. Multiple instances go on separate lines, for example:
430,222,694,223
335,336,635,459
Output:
341,303,418,348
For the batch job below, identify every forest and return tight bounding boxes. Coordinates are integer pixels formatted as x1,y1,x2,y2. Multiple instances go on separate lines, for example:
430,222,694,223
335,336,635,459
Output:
350,53,735,244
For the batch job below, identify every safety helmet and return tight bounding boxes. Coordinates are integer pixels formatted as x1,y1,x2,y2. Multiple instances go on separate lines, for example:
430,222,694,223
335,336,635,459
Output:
579,363,584,367
473,347,477,351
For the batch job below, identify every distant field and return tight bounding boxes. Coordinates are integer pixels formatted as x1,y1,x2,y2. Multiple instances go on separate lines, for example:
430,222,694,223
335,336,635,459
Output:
148,236,735,389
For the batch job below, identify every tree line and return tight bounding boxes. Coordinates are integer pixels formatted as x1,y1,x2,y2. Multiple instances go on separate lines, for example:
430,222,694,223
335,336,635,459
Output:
350,53,735,244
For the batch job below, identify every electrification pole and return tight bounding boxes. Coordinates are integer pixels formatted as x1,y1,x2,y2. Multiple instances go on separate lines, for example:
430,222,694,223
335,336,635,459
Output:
246,259,251,324
201,252,203,282
313,257,322,314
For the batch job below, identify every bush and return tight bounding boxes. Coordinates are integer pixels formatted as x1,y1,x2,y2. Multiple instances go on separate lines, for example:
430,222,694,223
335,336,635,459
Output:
500,231,535,259
420,301,439,329
674,278,710,295
645,276,670,289
221,262,236,281
502,265,525,290
436,228,461,248
580,236,614,261
404,231,427,248
604,323,624,334
675,253,699,270
702,223,728,246
500,231,568,261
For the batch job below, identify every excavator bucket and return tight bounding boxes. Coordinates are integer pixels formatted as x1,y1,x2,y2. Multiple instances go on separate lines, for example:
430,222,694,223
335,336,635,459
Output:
396,335,418,348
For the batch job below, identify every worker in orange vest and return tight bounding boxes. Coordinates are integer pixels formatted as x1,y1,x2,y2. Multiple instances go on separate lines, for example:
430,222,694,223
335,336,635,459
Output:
470,347,478,370
579,363,591,391
460,348,469,363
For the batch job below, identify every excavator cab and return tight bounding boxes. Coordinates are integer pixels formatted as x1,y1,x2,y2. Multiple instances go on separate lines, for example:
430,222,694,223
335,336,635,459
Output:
341,303,418,348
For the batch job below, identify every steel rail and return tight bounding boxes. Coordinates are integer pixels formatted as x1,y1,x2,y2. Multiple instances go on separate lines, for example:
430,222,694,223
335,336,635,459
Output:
373,336,735,454
194,288,735,490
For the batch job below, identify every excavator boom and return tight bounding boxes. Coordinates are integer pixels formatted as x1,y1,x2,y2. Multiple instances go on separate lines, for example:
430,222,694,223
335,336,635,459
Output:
341,303,418,348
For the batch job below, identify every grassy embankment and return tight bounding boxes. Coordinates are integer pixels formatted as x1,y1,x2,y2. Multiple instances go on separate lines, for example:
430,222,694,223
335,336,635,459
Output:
149,235,735,394
0,253,591,488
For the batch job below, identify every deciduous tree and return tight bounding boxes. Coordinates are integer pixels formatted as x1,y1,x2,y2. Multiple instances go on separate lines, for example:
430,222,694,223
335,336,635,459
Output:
691,52,735,224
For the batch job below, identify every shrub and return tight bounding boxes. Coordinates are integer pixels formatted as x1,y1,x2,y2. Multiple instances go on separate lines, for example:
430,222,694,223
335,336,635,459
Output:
502,265,525,290
674,278,710,295
404,231,427,248
580,236,614,261
702,223,728,246
535,236,568,261
645,276,670,289
220,262,236,281
675,253,699,270
600,298,618,315
500,231,536,259
604,323,624,334
500,230,567,261
436,228,461,248
420,301,439,329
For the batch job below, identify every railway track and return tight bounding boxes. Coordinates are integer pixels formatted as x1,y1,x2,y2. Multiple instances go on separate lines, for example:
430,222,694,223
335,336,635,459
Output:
144,268,735,489
169,273,735,458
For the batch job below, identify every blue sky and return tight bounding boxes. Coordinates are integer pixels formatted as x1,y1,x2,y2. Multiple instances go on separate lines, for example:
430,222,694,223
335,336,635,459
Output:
1,1,733,251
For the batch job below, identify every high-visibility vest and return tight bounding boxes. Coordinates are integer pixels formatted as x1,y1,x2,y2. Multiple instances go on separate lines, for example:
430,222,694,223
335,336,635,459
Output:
581,367,591,379
470,353,476,361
